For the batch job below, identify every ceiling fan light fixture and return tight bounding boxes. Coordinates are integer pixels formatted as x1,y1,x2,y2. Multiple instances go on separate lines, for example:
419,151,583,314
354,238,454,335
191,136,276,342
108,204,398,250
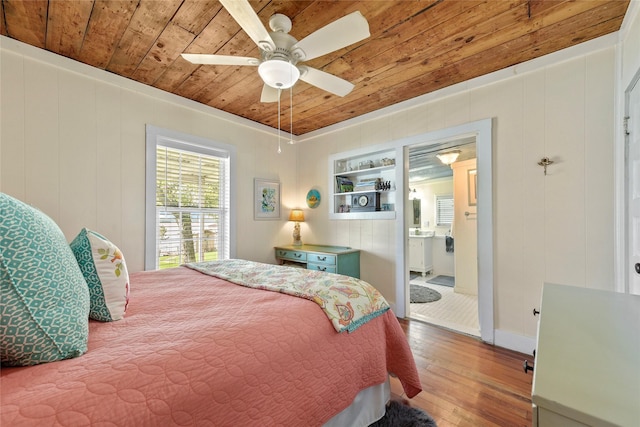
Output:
436,150,461,166
258,60,300,89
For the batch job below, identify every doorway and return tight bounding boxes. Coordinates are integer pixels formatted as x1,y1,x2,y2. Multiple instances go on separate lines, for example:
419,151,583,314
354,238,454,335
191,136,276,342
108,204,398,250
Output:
406,138,480,337
392,119,494,344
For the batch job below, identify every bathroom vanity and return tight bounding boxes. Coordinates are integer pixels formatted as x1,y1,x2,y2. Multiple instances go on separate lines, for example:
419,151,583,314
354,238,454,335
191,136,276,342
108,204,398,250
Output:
408,231,433,277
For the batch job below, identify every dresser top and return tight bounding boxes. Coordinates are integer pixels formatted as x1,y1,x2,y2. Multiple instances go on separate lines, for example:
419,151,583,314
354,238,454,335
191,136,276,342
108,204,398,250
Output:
532,283,640,427
274,244,359,255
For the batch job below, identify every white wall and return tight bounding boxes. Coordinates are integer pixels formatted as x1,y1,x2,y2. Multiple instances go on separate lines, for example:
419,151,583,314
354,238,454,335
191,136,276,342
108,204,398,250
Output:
0,37,298,272
296,43,617,348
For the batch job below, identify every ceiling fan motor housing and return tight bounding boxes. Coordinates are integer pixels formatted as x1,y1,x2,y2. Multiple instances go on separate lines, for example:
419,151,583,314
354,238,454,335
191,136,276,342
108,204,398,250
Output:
258,30,301,89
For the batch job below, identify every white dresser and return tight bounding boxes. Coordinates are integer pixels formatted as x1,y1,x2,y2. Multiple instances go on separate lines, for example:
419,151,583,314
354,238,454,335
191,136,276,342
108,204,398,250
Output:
532,283,640,426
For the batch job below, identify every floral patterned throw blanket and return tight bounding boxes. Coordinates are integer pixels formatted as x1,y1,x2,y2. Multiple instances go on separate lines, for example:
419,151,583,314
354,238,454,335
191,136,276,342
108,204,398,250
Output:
184,259,390,333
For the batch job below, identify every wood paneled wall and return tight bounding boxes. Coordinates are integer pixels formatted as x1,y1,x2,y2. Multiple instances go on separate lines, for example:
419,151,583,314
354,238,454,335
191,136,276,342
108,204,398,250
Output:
297,45,616,350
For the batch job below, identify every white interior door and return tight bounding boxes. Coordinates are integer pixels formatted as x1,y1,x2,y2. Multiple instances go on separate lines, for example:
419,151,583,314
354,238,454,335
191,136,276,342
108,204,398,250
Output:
628,79,640,295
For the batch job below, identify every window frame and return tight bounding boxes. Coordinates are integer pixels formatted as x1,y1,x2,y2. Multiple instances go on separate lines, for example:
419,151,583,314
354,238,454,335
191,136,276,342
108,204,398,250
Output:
145,125,236,270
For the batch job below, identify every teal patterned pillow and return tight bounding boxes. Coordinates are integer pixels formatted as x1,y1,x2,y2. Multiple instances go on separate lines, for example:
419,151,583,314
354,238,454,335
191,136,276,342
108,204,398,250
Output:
70,228,129,321
0,193,90,366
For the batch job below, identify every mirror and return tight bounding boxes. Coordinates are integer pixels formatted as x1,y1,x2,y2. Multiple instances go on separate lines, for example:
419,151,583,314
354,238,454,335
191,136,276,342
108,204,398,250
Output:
412,199,421,226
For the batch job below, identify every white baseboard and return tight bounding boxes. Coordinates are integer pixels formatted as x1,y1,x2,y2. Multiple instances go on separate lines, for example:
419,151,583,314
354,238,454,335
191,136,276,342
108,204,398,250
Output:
393,310,537,357
494,329,536,355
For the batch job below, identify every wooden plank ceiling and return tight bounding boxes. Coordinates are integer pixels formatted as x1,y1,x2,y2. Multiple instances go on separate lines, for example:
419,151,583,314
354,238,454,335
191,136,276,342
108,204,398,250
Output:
0,0,630,135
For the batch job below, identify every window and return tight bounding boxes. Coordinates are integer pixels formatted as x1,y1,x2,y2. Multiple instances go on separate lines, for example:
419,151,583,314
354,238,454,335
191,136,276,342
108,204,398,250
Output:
435,194,454,226
145,126,236,270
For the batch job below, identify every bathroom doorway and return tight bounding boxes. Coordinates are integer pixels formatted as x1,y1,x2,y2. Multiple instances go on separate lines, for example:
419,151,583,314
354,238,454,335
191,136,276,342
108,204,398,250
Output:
406,137,480,337
392,119,493,344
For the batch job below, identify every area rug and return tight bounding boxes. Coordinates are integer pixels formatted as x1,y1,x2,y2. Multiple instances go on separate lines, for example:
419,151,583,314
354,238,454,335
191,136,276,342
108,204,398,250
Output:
370,400,437,427
427,275,455,287
410,284,441,303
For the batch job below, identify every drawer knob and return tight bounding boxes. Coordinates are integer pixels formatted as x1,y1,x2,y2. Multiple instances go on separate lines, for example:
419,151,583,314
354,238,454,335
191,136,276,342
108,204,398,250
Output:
523,360,534,374
318,266,326,271
318,256,326,261
295,253,302,258
533,308,540,316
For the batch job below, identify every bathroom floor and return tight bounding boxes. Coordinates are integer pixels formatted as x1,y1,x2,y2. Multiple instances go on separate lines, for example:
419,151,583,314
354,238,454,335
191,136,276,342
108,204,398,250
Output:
409,273,480,337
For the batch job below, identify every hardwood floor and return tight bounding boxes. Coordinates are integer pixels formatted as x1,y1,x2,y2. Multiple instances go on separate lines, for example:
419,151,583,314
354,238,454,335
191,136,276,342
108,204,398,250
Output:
389,319,534,427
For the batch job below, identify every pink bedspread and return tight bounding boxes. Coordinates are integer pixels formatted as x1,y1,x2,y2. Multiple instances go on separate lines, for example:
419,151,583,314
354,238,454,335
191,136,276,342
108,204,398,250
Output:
1,267,422,426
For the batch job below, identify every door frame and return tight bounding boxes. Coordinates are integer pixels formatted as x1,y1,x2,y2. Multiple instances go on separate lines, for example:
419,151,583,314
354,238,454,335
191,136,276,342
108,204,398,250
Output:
622,70,640,294
393,119,494,344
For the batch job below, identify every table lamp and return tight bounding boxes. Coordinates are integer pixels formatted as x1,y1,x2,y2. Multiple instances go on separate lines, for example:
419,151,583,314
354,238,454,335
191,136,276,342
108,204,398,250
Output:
289,209,305,246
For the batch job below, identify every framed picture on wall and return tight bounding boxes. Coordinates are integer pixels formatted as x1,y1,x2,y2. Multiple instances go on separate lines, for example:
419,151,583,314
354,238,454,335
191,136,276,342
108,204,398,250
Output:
468,169,477,206
254,178,280,220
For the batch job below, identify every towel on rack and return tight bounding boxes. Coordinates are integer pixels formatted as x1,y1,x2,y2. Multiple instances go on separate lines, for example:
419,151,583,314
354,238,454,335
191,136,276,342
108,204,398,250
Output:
446,236,454,253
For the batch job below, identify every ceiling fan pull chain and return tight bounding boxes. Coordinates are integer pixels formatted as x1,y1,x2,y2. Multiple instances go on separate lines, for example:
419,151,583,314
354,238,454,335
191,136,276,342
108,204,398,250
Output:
289,87,293,144
277,88,282,154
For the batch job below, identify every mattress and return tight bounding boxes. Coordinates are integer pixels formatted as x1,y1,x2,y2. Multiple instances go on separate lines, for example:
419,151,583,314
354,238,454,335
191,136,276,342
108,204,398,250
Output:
1,266,422,426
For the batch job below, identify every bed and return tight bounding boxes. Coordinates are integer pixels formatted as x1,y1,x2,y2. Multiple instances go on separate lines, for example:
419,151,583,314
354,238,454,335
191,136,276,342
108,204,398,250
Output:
1,263,422,426
0,192,421,425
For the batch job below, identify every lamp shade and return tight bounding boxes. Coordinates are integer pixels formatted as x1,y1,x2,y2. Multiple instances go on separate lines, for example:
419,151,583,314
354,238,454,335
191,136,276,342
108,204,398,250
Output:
435,150,461,165
289,209,305,222
258,60,300,89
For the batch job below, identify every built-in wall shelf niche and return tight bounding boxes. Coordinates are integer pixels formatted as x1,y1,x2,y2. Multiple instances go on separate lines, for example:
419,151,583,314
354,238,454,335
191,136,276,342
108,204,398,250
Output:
329,146,402,220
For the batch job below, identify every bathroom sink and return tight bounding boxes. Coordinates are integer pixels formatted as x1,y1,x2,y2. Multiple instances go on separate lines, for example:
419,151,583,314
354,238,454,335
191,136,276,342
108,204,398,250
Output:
409,230,434,237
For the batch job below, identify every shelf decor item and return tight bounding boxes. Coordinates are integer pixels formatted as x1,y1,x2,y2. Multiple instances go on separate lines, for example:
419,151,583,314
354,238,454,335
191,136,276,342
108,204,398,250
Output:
335,176,353,193
254,178,280,220
351,192,381,212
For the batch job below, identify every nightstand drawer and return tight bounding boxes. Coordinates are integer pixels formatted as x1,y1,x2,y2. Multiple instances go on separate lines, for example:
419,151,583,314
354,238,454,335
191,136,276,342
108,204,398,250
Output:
307,253,336,265
276,250,307,262
307,263,337,274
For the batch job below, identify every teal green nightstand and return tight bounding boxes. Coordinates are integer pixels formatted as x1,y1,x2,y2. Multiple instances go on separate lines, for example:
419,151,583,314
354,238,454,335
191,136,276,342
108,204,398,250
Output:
274,245,360,279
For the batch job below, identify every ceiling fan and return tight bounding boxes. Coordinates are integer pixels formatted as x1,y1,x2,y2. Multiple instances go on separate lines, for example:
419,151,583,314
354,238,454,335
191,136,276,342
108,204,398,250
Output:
181,0,370,103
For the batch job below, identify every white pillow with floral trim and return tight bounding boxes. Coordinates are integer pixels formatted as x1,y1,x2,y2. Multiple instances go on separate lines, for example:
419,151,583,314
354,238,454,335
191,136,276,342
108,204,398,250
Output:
70,228,129,321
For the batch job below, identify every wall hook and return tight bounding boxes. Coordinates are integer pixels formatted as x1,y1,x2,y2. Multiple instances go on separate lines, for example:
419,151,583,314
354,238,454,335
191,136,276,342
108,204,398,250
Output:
537,157,554,175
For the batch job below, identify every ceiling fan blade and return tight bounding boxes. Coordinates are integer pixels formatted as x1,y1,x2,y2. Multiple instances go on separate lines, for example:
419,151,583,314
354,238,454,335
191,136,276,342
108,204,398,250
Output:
298,66,354,97
292,11,369,61
219,0,275,51
260,84,281,103
181,54,259,66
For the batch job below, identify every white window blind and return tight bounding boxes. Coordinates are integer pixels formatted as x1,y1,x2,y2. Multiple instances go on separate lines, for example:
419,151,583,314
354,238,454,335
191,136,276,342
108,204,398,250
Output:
145,126,235,271
154,145,229,269
436,194,454,226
